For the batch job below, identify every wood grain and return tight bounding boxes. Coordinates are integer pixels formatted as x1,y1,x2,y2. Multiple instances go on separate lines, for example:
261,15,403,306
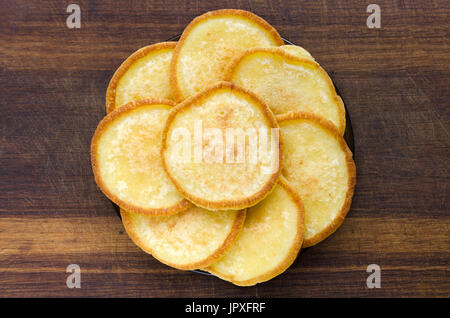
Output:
0,0,449,297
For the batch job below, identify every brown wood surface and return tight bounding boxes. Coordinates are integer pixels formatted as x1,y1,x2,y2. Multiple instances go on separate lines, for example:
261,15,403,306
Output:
0,0,449,297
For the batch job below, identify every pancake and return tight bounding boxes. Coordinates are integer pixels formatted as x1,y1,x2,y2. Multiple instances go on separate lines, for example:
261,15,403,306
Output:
206,177,304,286
121,207,246,270
106,42,176,113
91,98,190,215
162,81,281,210
225,48,346,134
170,9,283,101
279,44,315,62
277,112,356,247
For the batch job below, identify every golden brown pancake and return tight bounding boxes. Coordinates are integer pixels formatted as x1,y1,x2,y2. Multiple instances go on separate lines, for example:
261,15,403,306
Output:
277,112,356,247
226,48,346,134
162,81,281,210
170,9,283,101
121,207,245,270
207,177,304,286
91,98,190,215
106,42,176,113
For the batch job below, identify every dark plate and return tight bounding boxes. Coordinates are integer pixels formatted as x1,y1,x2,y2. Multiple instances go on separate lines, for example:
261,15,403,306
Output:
110,35,355,276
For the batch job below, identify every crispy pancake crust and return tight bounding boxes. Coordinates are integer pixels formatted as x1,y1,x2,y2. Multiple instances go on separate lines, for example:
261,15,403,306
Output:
162,81,281,210
106,42,176,113
225,47,346,135
277,112,356,247
206,177,304,286
170,9,283,102
121,207,246,270
91,98,191,215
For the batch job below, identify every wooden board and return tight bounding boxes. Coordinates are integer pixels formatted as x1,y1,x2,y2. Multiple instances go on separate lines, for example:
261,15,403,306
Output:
0,0,449,297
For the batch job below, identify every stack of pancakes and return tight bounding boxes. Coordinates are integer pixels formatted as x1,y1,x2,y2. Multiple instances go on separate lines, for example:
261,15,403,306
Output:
91,9,356,286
